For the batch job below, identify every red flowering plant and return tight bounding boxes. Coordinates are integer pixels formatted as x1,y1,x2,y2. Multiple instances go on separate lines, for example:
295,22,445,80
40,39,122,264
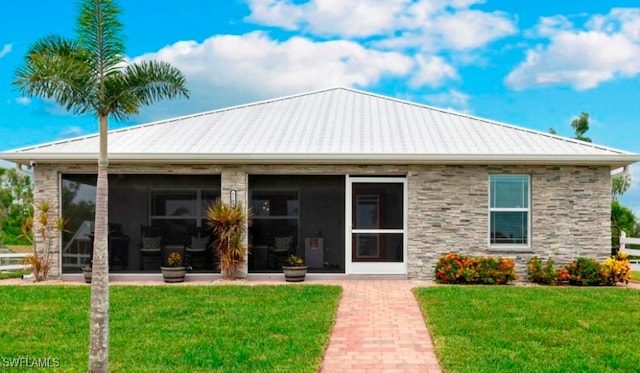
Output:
435,253,517,285
556,268,571,283
564,257,608,286
435,253,474,284
526,253,630,286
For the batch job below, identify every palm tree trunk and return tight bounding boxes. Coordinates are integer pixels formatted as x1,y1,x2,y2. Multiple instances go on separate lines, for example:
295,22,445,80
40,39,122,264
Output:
89,115,109,372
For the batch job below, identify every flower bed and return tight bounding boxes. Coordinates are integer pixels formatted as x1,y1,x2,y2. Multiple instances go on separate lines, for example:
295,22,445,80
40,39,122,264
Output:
435,253,518,284
527,252,631,286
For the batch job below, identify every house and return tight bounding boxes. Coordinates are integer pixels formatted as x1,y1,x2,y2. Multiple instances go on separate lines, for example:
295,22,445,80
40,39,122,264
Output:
2,87,638,280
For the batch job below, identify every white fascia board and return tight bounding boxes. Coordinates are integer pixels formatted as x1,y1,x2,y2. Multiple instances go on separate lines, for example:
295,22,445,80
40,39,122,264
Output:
2,152,639,168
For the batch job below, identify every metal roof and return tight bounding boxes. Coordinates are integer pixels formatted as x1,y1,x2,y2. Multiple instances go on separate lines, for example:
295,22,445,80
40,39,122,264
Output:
2,87,639,167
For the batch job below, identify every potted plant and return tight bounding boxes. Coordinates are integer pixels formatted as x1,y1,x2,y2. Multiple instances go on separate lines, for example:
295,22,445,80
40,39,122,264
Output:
82,260,92,283
161,251,186,283
283,254,308,282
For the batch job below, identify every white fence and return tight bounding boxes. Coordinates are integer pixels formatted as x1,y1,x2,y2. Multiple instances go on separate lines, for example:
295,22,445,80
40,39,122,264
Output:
62,220,93,269
0,252,29,272
620,231,640,271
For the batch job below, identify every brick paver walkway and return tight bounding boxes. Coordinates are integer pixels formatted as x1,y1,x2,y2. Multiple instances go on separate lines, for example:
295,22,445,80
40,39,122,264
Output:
321,279,442,373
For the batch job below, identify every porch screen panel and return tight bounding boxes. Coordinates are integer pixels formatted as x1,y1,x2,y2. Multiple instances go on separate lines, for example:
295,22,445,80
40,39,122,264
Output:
150,189,218,244
352,233,403,262
61,175,97,273
351,180,405,264
248,175,346,273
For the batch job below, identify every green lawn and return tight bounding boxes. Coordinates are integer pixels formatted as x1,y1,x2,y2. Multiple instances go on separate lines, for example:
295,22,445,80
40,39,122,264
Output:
415,286,640,373
632,271,640,281
0,285,341,372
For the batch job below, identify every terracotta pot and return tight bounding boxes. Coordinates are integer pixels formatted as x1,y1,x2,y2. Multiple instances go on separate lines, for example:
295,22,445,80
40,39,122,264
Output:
161,266,186,283
282,265,308,282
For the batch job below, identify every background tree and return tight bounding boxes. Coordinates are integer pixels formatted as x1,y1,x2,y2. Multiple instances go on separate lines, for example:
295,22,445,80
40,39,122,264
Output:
571,112,591,142
0,167,33,246
563,112,638,242
612,200,640,237
612,173,631,200
13,0,189,370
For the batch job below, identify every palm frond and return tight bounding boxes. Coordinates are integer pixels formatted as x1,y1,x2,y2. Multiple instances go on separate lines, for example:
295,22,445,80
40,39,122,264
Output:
99,60,189,121
124,60,190,103
13,35,95,114
77,0,125,75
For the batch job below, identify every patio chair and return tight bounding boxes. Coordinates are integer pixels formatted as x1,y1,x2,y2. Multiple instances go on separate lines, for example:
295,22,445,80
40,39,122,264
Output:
268,236,294,269
186,235,210,270
139,225,162,270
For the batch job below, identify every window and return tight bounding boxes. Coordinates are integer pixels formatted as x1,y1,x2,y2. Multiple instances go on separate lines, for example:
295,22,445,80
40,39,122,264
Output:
489,175,529,247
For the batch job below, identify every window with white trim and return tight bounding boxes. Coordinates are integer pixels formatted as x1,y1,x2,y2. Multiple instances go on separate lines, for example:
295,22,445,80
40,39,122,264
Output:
489,175,530,246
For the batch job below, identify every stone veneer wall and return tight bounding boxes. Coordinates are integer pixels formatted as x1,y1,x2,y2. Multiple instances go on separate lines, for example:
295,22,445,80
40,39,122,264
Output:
34,163,611,280
407,165,612,279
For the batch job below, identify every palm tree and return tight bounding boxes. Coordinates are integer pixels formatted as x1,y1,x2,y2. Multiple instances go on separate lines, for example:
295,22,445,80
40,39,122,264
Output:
13,0,189,371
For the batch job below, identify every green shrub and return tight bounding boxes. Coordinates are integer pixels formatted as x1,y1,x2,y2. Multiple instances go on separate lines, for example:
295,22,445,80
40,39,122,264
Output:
527,254,631,286
435,253,517,285
564,257,608,286
527,256,558,284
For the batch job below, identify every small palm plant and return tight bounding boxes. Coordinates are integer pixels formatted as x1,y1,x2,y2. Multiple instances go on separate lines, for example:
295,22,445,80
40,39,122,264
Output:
206,200,251,279
20,200,68,282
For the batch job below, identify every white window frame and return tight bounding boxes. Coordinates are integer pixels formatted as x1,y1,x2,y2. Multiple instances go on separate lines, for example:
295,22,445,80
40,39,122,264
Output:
488,174,531,251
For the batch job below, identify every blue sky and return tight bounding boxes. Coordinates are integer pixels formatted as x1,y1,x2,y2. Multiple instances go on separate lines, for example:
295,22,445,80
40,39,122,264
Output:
0,0,639,213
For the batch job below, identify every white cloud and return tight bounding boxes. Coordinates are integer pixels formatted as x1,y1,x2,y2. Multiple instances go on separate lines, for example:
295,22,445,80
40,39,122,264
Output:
59,126,84,138
587,8,640,42
506,8,640,90
15,97,31,106
131,32,415,112
421,9,517,51
246,0,517,52
0,44,11,58
409,55,458,88
246,0,410,38
529,15,574,38
422,89,470,113
244,0,304,30
306,0,409,38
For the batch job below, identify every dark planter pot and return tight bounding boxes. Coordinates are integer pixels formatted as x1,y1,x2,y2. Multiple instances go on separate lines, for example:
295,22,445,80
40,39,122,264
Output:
282,266,308,282
82,267,92,283
161,266,187,283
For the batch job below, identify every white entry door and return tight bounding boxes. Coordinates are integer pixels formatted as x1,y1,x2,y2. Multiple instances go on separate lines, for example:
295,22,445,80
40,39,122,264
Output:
346,177,407,274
